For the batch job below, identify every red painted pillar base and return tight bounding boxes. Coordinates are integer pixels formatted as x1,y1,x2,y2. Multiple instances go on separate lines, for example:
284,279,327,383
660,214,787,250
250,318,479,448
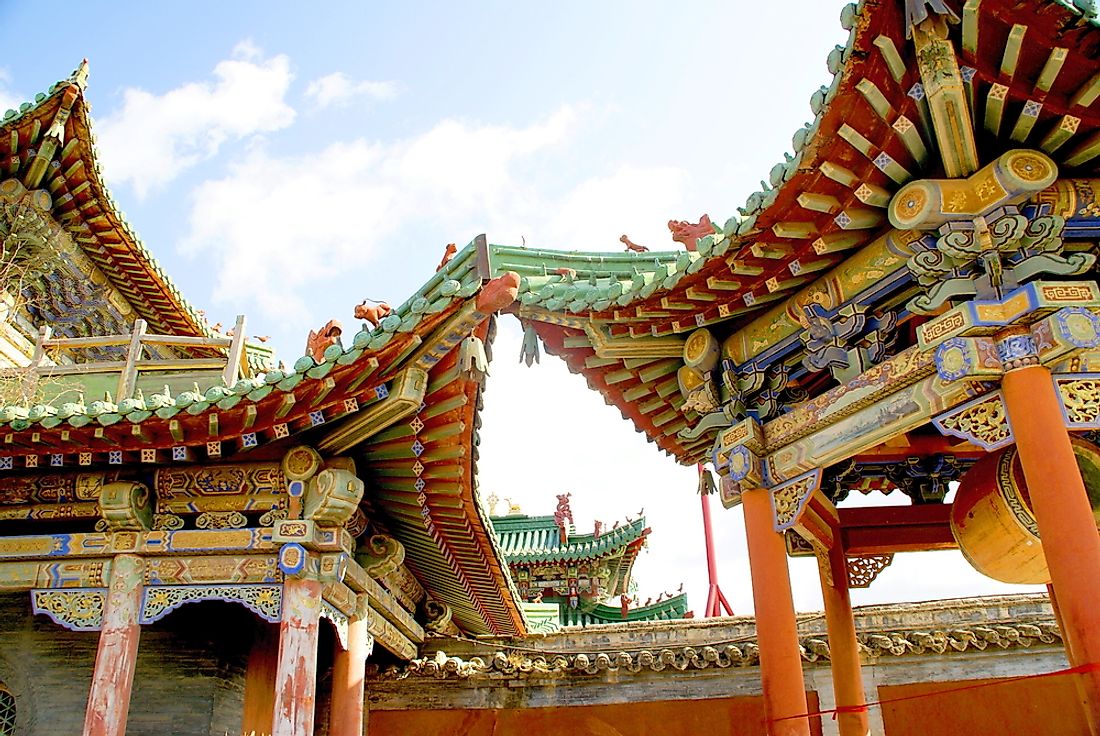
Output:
330,601,370,736
820,544,869,736
743,489,812,736
83,554,144,736
272,577,323,736
1003,365,1100,735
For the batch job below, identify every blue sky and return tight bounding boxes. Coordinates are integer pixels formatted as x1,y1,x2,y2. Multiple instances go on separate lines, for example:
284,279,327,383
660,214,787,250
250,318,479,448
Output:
0,2,1040,613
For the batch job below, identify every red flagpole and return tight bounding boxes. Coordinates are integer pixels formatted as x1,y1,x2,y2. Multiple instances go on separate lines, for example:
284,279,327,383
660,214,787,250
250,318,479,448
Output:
699,464,733,617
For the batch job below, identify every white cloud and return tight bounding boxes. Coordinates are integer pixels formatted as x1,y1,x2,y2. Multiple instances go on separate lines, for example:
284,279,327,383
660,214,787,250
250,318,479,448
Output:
305,72,397,108
0,69,23,114
180,106,578,328
96,42,296,197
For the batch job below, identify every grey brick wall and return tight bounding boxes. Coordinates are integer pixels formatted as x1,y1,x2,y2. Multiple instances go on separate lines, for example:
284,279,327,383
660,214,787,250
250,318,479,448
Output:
0,594,253,736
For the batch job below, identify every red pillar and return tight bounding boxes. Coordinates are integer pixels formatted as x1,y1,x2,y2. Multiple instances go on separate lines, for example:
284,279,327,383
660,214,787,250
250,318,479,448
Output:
242,620,280,735
820,543,869,736
272,577,323,736
1003,364,1100,734
742,488,812,736
83,554,144,736
330,600,370,736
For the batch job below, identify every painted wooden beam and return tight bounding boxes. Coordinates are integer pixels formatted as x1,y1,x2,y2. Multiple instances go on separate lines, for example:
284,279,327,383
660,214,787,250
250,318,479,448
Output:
1040,115,1081,154
912,17,980,176
873,35,907,82
840,504,955,555
1071,71,1100,109
1000,24,1027,80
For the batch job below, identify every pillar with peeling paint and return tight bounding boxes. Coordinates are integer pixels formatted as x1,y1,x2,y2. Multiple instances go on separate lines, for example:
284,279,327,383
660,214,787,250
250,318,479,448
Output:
272,576,323,736
83,554,145,736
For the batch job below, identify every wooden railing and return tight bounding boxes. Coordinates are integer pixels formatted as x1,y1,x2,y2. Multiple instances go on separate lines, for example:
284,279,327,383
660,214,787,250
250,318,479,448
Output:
13,314,249,401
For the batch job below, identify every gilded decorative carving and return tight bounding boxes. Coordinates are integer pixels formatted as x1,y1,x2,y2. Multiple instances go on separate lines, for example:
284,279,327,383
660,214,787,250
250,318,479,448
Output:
31,587,106,631
0,471,110,506
356,534,405,579
99,481,154,531
1056,375,1100,428
144,555,280,585
769,470,823,532
152,513,185,531
195,511,248,529
933,392,1013,450
890,150,1057,231
282,446,323,482
259,508,289,527
847,554,894,588
344,507,368,539
320,598,350,650
304,468,364,526
139,584,282,624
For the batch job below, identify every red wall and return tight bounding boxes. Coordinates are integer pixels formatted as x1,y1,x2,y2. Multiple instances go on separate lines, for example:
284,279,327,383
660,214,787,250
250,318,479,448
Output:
371,694,823,736
879,674,1089,736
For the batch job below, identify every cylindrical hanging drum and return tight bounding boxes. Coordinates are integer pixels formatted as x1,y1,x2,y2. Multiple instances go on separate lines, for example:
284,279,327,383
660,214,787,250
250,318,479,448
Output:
951,436,1100,585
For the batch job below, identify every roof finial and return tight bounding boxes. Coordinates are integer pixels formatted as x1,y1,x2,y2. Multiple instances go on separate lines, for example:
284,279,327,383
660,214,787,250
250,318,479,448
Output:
71,59,90,91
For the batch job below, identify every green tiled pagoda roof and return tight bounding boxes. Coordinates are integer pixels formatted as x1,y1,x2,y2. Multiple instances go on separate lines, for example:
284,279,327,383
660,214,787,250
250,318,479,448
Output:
0,228,527,637
490,514,649,564
560,593,690,627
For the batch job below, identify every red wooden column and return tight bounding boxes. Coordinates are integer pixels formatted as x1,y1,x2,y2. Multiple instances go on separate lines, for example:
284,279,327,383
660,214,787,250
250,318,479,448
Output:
1003,364,1100,734
742,488,812,736
242,620,280,735
83,554,145,736
820,542,869,736
330,597,371,736
272,576,323,736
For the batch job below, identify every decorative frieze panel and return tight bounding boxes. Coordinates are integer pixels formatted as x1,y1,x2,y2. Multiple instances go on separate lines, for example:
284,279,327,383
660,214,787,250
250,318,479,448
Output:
31,587,106,631
139,584,282,624
154,463,286,515
143,555,280,585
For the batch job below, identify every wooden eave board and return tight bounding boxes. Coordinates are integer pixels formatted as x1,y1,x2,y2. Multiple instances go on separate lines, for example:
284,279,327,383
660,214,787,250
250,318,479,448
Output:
363,323,526,638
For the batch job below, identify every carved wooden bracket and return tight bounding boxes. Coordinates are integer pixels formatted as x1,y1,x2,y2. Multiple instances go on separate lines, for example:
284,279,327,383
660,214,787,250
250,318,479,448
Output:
847,554,895,588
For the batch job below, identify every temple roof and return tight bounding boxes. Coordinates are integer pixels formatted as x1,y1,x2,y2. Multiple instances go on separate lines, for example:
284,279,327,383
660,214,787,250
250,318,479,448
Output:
490,514,649,564
483,0,1100,465
559,592,689,627
1,62,212,340
0,217,527,635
